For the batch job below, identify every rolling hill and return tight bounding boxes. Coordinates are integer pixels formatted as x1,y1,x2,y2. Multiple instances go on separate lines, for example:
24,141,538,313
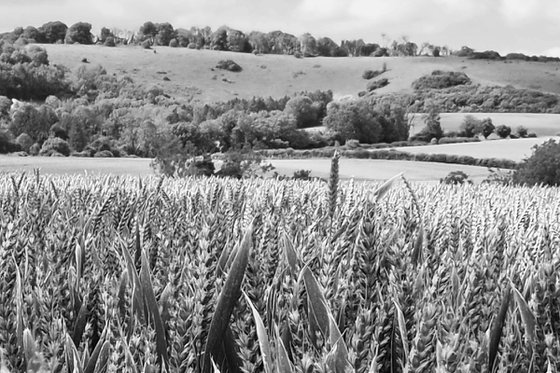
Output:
42,44,560,103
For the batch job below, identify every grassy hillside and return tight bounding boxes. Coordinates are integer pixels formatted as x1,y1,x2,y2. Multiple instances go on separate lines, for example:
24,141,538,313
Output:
42,44,560,102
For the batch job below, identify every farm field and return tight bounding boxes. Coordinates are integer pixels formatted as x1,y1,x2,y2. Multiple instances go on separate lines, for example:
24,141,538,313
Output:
385,136,559,162
42,44,560,102
0,155,493,182
0,174,556,371
409,112,560,136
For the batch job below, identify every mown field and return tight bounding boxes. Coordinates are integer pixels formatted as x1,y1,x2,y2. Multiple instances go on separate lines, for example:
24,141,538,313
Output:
42,44,560,102
381,136,560,162
0,173,557,372
0,155,493,183
409,113,560,137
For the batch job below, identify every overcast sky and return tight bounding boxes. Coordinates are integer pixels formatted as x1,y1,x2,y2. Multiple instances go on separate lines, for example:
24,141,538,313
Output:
1,0,559,56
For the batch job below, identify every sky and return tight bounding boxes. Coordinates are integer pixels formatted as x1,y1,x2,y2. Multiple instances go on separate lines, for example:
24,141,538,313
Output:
1,0,559,56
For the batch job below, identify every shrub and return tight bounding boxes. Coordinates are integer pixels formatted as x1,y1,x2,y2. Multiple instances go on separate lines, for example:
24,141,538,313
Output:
516,126,528,138
479,118,495,139
438,136,480,144
104,37,116,47
366,78,389,91
495,125,511,138
216,59,242,72
15,133,33,152
513,139,560,186
362,69,382,80
39,137,70,156
94,150,113,157
292,169,312,180
142,40,151,49
412,70,471,90
441,170,472,185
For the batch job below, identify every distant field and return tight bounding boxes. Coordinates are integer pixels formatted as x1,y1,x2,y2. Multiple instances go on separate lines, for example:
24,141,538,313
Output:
0,155,492,183
409,113,560,136
42,44,560,102
385,136,559,162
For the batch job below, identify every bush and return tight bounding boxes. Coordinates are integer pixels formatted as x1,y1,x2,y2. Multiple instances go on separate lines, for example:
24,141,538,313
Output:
362,69,382,80
94,150,114,157
141,40,151,49
412,70,471,90
516,126,528,138
216,59,242,72
104,37,116,47
438,136,480,144
440,170,472,185
495,125,512,138
513,139,560,186
15,133,33,152
366,78,389,91
39,137,70,156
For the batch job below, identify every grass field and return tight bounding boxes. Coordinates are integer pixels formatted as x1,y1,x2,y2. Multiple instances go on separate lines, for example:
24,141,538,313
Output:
0,155,493,183
42,44,560,102
384,136,559,162
409,112,560,136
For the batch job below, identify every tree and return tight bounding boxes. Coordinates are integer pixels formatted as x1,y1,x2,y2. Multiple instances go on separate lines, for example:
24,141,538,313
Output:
479,118,495,139
99,27,114,43
211,26,229,51
40,21,68,43
10,104,53,143
420,104,443,140
155,23,175,46
440,171,472,185
459,115,481,137
227,29,251,52
22,26,44,43
516,126,528,138
139,21,157,42
283,96,319,128
323,99,383,144
495,125,511,138
299,33,318,56
513,139,560,186
316,37,339,56
65,22,93,44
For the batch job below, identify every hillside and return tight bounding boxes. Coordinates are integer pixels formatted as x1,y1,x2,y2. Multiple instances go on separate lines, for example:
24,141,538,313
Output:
42,44,560,103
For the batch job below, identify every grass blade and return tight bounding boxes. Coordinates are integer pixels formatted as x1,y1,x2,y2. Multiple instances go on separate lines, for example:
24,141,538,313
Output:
243,292,273,373
202,222,254,373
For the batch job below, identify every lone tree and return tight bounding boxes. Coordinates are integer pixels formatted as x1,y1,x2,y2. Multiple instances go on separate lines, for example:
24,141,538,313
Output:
65,22,93,44
514,139,560,186
495,125,511,138
479,118,495,139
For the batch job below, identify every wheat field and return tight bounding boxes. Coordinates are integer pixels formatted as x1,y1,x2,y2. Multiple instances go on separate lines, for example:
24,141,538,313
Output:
0,168,558,372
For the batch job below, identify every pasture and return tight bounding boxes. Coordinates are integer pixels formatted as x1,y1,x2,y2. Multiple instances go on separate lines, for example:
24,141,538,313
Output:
42,44,560,102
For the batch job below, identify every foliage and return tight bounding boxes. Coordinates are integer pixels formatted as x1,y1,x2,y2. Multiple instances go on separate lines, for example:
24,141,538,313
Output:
64,22,93,44
362,69,383,80
516,126,528,138
411,103,443,141
459,115,481,137
39,21,68,43
412,70,471,90
39,136,71,156
513,139,560,186
440,170,472,184
479,118,495,139
366,78,389,91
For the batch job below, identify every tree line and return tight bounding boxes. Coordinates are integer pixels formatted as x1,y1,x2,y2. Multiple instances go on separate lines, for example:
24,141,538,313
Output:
0,21,449,57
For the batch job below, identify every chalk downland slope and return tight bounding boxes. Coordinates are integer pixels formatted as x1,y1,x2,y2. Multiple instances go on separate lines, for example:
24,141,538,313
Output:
42,44,560,102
